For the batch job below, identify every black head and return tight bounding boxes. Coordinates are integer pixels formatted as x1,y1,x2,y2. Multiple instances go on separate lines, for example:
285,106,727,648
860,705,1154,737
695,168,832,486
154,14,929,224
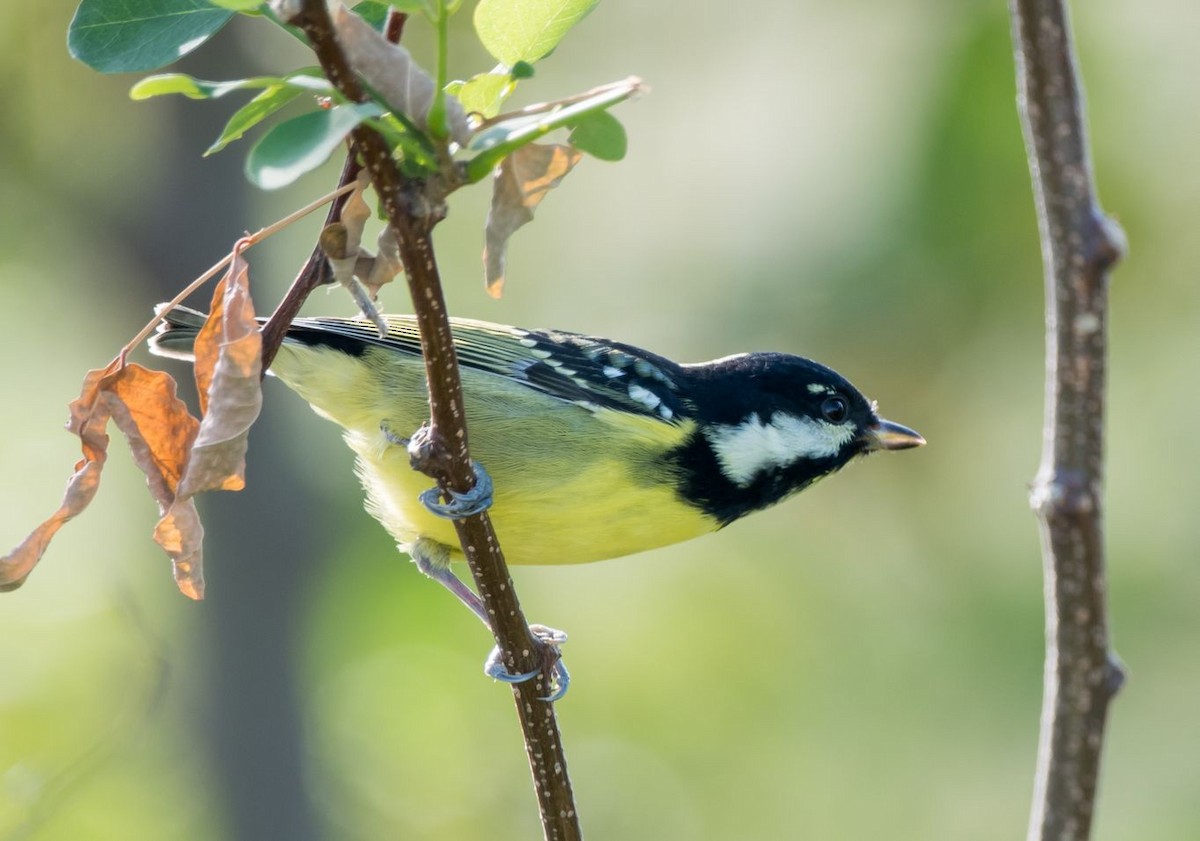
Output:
666,352,923,525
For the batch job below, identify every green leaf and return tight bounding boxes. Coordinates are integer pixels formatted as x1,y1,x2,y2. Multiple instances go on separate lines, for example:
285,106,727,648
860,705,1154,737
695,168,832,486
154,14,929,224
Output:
205,85,304,155
454,73,514,118
353,0,408,29
474,0,598,66
209,0,263,9
568,110,626,161
69,0,235,74
367,114,440,177
353,0,433,28
352,0,389,28
130,73,218,100
245,102,384,190
130,71,330,100
464,76,642,183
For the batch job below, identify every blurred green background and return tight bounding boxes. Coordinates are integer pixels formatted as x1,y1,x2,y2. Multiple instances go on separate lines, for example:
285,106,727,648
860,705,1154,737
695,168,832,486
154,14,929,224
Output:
2,1,1198,839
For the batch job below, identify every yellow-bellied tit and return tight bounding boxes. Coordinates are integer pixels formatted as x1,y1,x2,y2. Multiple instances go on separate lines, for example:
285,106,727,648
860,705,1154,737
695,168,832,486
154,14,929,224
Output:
151,307,924,699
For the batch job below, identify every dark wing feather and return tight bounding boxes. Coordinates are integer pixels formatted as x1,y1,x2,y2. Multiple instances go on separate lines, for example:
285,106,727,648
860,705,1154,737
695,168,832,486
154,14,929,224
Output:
287,315,690,424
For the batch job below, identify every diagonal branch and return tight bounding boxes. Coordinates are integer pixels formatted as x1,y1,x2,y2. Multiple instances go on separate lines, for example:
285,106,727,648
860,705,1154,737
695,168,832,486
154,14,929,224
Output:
287,3,582,839
260,151,361,373
1009,2,1127,840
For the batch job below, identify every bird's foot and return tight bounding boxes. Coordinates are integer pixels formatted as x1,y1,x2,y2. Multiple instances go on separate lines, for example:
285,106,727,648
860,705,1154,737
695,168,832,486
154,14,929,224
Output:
417,460,494,520
485,624,570,702
379,419,409,447
408,540,571,701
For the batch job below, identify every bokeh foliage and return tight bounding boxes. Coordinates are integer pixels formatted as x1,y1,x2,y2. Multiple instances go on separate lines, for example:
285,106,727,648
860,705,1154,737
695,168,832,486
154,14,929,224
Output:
2,1,1198,839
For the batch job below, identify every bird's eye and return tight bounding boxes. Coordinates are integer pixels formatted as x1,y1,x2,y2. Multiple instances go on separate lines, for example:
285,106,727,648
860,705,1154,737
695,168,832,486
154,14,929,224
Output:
820,395,849,423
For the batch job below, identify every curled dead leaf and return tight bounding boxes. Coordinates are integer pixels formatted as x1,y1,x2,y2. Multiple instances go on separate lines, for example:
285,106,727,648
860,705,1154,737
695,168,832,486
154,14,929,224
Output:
320,172,390,334
3,248,264,600
365,226,403,300
332,4,471,146
0,363,118,591
0,359,207,596
185,250,262,481
98,362,205,598
150,251,263,597
153,499,205,601
103,363,200,507
483,142,582,297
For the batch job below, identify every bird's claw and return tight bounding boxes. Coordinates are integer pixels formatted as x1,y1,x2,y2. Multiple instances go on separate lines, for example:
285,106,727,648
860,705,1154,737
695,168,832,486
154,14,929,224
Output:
484,624,570,702
418,460,494,520
379,419,409,447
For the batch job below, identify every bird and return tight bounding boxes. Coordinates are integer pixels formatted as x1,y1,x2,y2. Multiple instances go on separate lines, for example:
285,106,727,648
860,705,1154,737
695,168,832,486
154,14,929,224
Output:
151,307,924,697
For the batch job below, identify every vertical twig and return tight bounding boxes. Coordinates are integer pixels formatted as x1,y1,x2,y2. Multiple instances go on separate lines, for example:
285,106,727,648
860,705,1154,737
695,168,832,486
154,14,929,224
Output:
288,3,582,839
1009,2,1127,840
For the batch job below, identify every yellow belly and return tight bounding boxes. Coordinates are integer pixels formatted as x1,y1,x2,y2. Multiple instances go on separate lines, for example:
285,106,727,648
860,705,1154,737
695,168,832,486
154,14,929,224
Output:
271,342,717,564
352,435,715,564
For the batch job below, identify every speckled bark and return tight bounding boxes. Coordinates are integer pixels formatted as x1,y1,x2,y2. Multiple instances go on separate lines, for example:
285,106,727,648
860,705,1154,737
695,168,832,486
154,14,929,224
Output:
286,3,581,838
1009,2,1126,840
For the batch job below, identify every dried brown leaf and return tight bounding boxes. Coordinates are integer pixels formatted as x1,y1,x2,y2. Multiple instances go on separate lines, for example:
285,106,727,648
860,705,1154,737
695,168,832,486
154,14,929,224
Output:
153,498,205,600
182,251,262,497
94,362,205,599
320,172,389,334
339,169,372,255
483,142,582,297
0,362,119,591
333,4,471,146
145,254,262,598
102,363,200,511
4,254,262,601
364,226,403,299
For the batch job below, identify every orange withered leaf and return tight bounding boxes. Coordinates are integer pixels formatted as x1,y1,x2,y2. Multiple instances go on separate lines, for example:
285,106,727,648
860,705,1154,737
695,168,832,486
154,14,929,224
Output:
182,250,262,496
2,360,203,595
4,250,262,600
97,363,204,598
152,498,205,601
483,142,582,298
152,251,263,598
102,363,200,507
0,362,119,591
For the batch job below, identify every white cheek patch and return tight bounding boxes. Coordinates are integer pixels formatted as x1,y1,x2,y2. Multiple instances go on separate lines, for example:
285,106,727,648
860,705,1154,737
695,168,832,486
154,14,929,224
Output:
704,412,857,487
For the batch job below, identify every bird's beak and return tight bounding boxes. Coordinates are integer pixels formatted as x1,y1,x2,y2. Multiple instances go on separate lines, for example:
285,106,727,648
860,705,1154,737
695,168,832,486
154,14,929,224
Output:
865,419,926,451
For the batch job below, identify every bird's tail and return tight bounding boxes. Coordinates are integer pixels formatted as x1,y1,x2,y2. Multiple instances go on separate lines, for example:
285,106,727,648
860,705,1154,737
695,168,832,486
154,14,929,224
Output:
148,305,209,361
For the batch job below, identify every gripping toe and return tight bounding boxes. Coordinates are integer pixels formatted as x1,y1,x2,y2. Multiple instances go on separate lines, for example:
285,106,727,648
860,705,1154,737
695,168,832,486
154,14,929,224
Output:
483,624,570,701
419,460,494,520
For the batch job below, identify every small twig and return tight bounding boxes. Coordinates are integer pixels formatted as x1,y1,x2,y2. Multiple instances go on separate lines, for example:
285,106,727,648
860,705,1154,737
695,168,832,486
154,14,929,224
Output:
288,3,581,838
260,153,362,372
1009,2,1127,840
384,7,407,43
129,180,356,363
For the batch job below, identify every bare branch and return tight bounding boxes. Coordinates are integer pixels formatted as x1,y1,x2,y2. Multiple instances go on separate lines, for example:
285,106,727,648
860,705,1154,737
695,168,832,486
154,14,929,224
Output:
287,3,582,838
1009,2,1127,839
260,152,361,373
